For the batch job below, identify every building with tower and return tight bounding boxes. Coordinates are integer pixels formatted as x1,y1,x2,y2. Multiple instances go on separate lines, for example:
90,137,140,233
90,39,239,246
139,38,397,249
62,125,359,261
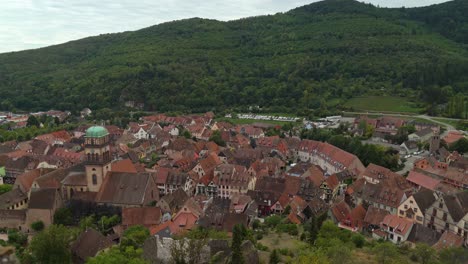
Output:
429,132,441,154
84,126,112,192
61,126,112,199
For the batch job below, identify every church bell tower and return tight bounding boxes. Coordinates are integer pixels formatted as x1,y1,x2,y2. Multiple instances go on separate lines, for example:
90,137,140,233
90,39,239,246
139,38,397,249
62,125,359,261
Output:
84,126,112,192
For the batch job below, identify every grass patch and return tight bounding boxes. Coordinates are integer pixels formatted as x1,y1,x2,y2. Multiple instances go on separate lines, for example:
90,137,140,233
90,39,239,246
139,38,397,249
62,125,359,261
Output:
344,96,424,113
431,117,460,128
257,233,308,263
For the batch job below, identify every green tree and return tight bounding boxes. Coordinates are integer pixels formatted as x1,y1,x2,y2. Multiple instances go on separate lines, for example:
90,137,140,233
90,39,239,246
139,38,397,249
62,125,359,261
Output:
27,115,40,127
308,216,318,246
182,130,191,139
414,243,435,264
208,130,226,147
7,229,28,249
98,215,121,234
438,247,468,264
87,246,146,264
79,215,97,231
269,249,280,264
449,138,468,154
120,225,150,249
231,224,244,264
31,221,45,232
373,242,398,264
265,215,282,228
53,207,73,226
0,184,13,195
28,225,73,264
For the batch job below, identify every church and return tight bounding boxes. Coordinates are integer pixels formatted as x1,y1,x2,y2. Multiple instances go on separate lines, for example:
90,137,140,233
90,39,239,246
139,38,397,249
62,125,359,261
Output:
61,126,159,207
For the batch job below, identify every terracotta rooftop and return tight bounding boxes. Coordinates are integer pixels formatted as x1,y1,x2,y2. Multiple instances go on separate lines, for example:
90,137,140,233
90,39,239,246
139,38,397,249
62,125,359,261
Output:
381,215,413,236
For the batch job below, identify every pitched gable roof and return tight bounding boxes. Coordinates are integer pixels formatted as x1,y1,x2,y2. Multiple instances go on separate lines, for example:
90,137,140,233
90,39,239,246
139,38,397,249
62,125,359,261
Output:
95,172,154,206
71,228,114,261
122,207,162,227
412,189,437,213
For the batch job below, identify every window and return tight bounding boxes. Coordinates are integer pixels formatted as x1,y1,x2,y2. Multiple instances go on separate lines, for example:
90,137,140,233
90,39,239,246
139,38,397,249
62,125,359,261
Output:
399,210,404,215
404,205,408,209
414,208,418,213
92,174,97,185
416,216,423,222
439,202,443,209
409,200,413,204
443,213,447,221
445,223,449,230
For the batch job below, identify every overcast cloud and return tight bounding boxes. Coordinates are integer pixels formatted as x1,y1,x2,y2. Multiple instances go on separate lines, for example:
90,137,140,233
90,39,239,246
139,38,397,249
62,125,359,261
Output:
0,0,449,53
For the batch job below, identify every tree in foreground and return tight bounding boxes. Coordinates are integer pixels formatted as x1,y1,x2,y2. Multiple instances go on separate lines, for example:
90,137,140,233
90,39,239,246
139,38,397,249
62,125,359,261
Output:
87,246,146,264
28,225,73,264
414,243,435,264
438,246,468,264
231,224,245,264
308,216,318,245
269,249,280,264
120,225,150,249
373,242,398,264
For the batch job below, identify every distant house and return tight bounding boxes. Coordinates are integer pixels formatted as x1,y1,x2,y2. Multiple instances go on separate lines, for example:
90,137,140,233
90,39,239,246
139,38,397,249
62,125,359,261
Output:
443,131,465,146
330,201,366,232
424,192,468,236
349,164,413,214
26,188,63,228
71,228,114,263
400,141,418,155
408,128,434,143
381,215,414,244
398,189,436,225
122,207,162,229
298,140,365,175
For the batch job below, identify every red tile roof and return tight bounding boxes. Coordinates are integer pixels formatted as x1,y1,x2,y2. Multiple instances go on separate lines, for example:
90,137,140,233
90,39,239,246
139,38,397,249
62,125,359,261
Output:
381,215,413,236
111,159,138,173
406,171,440,191
443,131,465,145
432,231,464,250
122,207,162,227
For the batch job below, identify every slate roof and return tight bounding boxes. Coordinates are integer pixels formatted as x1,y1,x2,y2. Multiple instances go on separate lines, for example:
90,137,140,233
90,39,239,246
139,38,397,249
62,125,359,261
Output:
28,188,58,210
443,192,468,222
0,188,27,209
95,172,153,206
71,228,114,262
412,189,437,213
407,223,441,246
0,209,26,221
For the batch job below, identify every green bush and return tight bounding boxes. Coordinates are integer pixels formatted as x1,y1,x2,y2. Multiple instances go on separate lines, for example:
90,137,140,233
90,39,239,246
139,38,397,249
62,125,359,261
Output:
256,242,269,252
31,221,45,232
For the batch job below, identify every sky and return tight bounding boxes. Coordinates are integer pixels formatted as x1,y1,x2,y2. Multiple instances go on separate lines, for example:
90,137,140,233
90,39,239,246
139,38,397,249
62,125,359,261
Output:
0,0,450,53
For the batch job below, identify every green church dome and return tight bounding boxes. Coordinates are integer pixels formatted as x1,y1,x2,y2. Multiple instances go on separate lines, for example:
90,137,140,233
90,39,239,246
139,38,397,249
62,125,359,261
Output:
85,126,109,138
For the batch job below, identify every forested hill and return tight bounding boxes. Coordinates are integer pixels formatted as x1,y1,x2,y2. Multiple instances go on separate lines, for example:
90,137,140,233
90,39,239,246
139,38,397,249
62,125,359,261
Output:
0,0,467,114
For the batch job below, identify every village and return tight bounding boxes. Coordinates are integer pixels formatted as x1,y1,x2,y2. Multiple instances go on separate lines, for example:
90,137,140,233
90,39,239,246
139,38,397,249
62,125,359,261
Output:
0,110,467,263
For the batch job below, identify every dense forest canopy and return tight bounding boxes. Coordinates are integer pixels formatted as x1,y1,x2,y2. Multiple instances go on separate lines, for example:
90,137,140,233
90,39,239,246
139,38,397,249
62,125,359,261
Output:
0,0,467,115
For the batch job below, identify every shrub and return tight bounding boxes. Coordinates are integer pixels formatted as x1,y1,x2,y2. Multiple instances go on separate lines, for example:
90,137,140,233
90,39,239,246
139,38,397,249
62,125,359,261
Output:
31,221,45,232
256,242,269,251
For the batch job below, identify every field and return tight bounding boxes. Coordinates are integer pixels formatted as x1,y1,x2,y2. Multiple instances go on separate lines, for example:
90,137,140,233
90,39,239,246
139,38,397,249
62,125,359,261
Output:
344,96,424,114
